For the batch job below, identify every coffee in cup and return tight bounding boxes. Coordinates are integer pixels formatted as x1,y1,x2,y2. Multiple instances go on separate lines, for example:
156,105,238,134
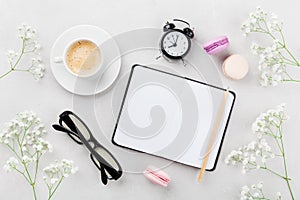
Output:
65,39,102,77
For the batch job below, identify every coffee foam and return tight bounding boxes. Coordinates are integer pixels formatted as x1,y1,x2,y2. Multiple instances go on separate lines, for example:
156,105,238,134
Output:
66,40,101,75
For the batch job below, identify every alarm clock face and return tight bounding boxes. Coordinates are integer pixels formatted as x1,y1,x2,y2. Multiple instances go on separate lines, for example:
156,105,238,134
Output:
161,30,191,59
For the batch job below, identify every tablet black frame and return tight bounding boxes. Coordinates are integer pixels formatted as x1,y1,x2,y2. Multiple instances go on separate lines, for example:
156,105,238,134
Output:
112,64,236,172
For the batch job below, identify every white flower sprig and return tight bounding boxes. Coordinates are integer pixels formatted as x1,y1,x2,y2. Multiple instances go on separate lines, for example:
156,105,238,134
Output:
0,24,45,80
225,104,295,199
0,111,78,200
241,7,300,86
240,182,281,200
225,138,275,174
43,159,78,200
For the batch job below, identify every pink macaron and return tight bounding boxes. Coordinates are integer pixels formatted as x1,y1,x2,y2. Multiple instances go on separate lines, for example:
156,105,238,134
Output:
203,36,229,55
143,166,170,187
222,54,249,80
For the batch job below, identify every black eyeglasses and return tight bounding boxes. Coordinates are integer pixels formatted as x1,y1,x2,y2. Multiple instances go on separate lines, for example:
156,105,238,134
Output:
52,110,122,185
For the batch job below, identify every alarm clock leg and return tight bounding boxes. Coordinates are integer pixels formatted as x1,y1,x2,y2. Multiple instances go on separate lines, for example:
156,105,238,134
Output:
156,53,162,60
181,58,187,67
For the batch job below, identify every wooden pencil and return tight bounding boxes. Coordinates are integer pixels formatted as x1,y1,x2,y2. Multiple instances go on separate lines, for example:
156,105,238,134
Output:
198,88,230,182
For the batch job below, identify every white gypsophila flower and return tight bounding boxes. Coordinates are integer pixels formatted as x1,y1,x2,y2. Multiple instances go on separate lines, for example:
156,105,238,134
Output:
241,6,267,36
241,7,290,87
240,184,264,200
6,50,19,66
253,192,259,198
240,185,251,200
29,65,45,80
276,192,282,200
60,159,79,177
3,157,19,172
254,39,287,87
17,23,42,54
2,24,46,81
43,162,59,175
225,138,274,174
33,138,52,153
43,159,78,187
252,104,287,136
240,182,281,200
241,6,283,36
268,14,283,32
250,43,265,55
25,40,42,54
18,24,45,79
18,23,37,41
257,181,263,189
27,57,45,80
50,178,59,185
21,155,33,165
240,182,263,200
0,111,51,160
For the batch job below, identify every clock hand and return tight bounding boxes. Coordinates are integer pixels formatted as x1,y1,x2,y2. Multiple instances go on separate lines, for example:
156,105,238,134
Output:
168,43,176,48
175,35,179,44
170,35,179,48
171,35,176,43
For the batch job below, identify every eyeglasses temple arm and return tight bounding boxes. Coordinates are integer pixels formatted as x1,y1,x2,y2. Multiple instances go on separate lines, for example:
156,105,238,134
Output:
100,163,108,185
52,124,83,145
90,154,108,185
52,124,70,132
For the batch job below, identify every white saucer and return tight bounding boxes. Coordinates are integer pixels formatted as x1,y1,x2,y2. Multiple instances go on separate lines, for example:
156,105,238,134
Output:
50,25,121,95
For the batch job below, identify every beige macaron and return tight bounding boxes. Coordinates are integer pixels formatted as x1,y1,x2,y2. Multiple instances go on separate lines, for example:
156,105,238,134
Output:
222,54,249,80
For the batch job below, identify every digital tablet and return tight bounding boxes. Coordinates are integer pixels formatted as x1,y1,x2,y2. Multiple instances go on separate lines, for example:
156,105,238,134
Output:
112,64,235,170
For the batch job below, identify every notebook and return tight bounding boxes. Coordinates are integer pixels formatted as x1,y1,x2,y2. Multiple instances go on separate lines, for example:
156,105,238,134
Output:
112,64,236,170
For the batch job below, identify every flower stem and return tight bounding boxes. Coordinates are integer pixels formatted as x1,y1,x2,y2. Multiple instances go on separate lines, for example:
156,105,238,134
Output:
260,166,288,180
47,177,64,200
17,128,38,200
278,29,300,67
13,167,32,184
261,21,300,67
12,38,26,70
31,184,38,200
0,37,26,80
33,153,40,184
282,45,300,67
278,125,295,200
0,69,14,79
282,79,300,83
14,68,30,72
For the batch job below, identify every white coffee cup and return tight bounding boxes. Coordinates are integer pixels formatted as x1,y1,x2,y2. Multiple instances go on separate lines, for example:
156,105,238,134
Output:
54,38,104,78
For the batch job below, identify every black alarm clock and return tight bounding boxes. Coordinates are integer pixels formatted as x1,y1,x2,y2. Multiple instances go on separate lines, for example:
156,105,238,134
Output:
158,19,194,61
